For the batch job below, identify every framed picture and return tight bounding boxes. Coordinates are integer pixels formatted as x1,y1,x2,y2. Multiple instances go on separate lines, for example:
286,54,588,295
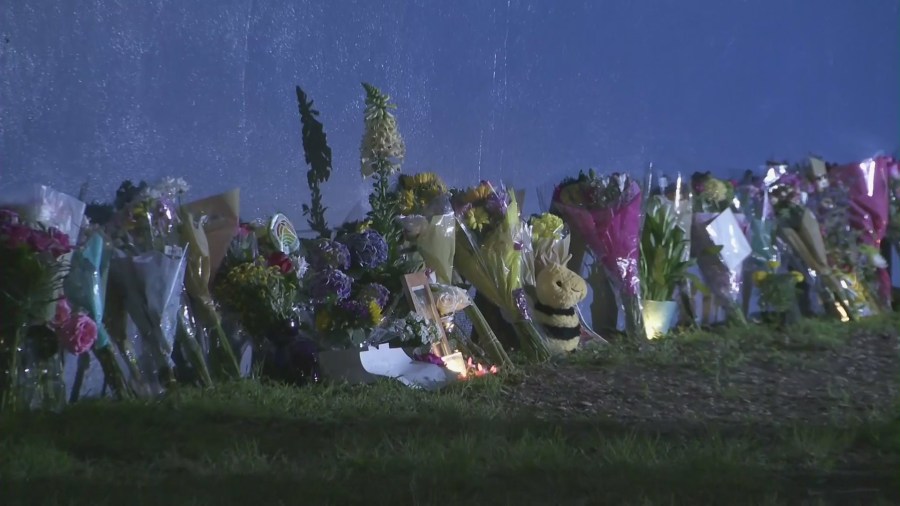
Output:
402,273,451,356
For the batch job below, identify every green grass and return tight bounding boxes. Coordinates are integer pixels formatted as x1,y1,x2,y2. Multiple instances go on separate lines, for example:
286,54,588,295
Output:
1,314,899,505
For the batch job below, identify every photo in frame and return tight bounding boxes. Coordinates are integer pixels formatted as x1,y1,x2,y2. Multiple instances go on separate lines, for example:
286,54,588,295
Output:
402,273,451,356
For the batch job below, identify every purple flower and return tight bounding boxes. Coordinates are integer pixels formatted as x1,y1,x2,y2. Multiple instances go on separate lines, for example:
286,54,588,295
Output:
307,239,351,270
337,298,371,322
309,268,352,301
412,352,445,367
344,230,388,269
359,282,390,308
485,185,509,216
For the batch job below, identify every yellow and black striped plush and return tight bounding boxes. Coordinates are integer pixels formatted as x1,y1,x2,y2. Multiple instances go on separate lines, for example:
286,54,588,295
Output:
533,263,587,354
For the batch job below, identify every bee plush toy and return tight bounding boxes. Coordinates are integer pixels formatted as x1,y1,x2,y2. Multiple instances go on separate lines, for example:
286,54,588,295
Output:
532,260,588,354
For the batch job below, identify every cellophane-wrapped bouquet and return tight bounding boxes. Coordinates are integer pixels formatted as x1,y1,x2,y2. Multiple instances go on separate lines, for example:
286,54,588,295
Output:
0,208,78,412
552,170,645,339
106,177,189,395
767,170,857,321
522,212,571,286
888,159,900,257
735,171,779,314
804,166,882,317
452,181,548,361
395,172,455,284
827,156,893,309
690,172,750,326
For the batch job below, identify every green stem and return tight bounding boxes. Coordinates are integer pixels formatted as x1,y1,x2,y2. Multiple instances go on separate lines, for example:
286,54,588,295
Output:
0,324,25,413
513,320,551,362
463,305,513,370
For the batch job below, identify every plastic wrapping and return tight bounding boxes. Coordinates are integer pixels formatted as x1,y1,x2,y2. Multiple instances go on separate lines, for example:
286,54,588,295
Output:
888,159,900,257
179,208,241,379
522,212,571,287
0,184,86,246
804,165,881,317
767,169,857,321
451,181,548,362
109,248,188,395
689,173,749,326
63,233,131,398
395,174,457,285
829,156,893,307
552,171,645,339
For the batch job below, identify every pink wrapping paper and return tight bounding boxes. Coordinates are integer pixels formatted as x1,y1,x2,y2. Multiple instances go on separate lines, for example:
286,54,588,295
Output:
829,156,892,302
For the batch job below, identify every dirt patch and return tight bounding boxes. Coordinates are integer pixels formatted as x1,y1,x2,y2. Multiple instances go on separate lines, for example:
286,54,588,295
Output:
502,331,899,426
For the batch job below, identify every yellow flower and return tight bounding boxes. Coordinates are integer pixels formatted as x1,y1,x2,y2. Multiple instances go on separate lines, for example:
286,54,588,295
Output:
532,213,564,241
752,271,768,285
412,172,440,187
464,183,493,204
790,271,804,283
368,300,383,326
767,259,781,270
399,189,417,213
315,310,332,332
464,207,490,231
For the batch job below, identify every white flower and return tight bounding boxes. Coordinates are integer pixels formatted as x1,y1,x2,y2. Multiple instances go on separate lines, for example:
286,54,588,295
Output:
155,176,190,197
295,256,310,279
871,253,888,269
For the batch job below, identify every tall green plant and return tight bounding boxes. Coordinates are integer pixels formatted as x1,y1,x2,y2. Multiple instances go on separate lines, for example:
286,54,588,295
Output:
296,86,333,238
640,196,698,301
360,83,405,256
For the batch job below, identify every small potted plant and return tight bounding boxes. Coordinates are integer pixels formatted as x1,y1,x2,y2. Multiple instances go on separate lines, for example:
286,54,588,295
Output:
751,261,803,327
639,196,699,338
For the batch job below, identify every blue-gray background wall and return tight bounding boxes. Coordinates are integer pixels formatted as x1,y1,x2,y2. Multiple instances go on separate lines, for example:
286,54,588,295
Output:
1,0,897,227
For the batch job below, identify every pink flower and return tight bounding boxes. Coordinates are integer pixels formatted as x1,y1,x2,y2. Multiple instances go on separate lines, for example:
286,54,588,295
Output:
53,298,73,329
237,223,253,239
58,313,98,355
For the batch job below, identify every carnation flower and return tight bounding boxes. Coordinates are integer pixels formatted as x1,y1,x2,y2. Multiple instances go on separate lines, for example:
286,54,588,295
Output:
58,313,98,355
412,352,445,367
307,239,351,270
344,230,388,269
309,268,352,301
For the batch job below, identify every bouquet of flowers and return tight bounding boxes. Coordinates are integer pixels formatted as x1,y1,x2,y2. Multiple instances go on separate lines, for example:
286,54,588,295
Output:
522,212,571,286
690,172,750,326
888,159,900,256
395,172,456,285
215,255,301,341
386,311,442,348
768,170,856,321
552,170,645,339
106,177,189,395
0,209,74,412
304,233,396,348
828,156,893,308
63,232,132,398
735,169,779,314
751,260,804,327
806,172,882,317
452,181,546,362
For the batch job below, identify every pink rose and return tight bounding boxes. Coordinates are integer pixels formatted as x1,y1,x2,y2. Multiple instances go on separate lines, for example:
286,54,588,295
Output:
58,313,98,355
53,298,73,329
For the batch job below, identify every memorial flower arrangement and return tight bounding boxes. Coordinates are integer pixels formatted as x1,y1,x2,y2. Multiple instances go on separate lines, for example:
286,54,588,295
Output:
552,170,645,338
452,180,542,363
751,260,804,326
0,209,74,412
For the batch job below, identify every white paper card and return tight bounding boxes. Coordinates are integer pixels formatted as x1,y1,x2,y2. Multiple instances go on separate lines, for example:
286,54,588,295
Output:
704,209,752,271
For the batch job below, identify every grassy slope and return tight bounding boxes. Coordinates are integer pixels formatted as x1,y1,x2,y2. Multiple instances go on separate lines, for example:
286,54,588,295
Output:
1,315,899,506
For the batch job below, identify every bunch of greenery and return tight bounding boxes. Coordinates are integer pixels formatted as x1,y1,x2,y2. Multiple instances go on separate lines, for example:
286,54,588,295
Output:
639,196,699,301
